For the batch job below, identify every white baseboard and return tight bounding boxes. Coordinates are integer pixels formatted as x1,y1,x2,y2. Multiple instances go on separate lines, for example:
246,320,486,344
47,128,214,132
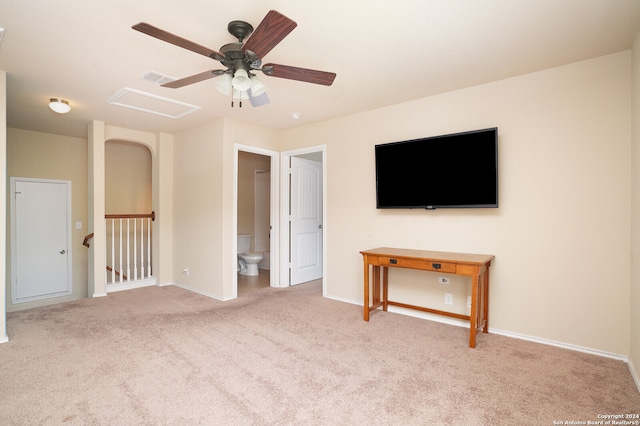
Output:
92,292,107,298
628,358,640,393
489,327,628,362
106,278,156,293
327,295,633,365
171,282,231,301
0,334,8,344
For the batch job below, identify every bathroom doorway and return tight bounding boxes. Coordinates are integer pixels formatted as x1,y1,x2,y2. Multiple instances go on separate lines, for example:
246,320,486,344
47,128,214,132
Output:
234,145,279,297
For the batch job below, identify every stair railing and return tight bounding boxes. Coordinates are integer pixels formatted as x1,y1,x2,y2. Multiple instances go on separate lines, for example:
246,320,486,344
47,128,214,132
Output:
83,211,155,284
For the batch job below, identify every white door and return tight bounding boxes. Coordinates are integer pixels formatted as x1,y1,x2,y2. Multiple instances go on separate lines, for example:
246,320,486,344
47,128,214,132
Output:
290,157,323,285
11,178,72,303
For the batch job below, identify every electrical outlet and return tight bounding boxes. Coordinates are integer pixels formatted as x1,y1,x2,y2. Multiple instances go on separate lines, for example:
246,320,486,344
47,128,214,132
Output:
438,277,450,285
467,296,472,309
445,293,453,305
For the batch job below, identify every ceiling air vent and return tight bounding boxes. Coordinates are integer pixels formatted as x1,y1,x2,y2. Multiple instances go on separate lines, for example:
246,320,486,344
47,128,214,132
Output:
140,70,176,86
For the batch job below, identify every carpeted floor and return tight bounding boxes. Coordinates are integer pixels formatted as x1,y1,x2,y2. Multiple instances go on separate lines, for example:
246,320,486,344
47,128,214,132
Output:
1,281,638,425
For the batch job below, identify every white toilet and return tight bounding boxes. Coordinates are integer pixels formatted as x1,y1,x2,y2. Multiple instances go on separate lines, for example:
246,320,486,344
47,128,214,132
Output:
237,234,263,276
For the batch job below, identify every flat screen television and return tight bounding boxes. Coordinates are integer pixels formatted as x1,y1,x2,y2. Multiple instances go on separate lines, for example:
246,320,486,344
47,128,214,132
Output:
375,127,498,209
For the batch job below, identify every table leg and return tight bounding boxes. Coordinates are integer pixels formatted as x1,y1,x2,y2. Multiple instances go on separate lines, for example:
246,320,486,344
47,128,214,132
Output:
482,268,490,333
469,274,479,348
373,265,380,306
382,267,388,312
363,258,370,321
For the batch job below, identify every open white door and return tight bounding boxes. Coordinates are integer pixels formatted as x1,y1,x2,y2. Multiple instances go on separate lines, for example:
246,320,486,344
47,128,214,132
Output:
290,157,323,285
11,177,72,303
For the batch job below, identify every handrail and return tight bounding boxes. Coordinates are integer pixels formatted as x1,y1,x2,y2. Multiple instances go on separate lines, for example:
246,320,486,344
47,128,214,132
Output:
105,211,155,221
106,266,127,280
82,211,155,248
83,233,94,248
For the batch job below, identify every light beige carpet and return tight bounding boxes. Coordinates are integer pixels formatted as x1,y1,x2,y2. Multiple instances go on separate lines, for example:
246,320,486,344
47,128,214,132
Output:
1,281,638,425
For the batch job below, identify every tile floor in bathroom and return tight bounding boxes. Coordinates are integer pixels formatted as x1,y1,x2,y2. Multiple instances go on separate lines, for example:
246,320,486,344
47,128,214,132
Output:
237,269,270,295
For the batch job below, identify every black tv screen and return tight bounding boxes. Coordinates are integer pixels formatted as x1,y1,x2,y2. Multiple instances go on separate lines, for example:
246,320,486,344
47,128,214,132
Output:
375,127,498,209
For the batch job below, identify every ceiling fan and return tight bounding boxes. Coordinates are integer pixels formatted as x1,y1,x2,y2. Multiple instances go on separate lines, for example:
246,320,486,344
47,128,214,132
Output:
132,10,336,107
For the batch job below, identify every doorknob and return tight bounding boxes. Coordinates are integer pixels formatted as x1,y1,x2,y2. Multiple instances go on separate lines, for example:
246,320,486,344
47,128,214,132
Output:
59,249,66,254
318,224,323,229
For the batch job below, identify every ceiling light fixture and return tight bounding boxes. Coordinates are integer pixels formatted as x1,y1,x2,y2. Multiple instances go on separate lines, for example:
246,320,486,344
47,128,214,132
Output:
48,98,71,114
215,73,233,95
231,68,251,91
215,69,267,107
249,75,267,97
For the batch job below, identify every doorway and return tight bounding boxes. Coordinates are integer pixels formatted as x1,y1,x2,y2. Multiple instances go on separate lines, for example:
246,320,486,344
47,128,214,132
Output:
234,145,279,296
10,177,72,303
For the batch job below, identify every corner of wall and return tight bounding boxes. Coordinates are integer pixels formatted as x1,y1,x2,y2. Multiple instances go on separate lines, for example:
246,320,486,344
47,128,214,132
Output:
630,29,640,388
0,70,7,341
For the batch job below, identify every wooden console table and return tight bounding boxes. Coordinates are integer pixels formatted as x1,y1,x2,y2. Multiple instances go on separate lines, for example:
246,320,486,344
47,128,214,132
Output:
360,247,494,348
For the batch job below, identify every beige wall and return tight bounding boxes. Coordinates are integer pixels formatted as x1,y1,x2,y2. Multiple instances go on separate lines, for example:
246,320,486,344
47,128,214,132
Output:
172,119,227,299
279,51,632,357
105,140,152,214
5,128,88,312
630,33,640,386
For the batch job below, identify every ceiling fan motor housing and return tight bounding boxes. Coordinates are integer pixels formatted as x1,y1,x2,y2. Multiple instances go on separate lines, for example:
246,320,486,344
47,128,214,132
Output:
228,20,253,42
220,43,252,72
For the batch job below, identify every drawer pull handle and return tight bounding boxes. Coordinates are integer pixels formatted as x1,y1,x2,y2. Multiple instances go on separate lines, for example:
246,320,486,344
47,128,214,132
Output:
432,263,441,269
389,258,398,265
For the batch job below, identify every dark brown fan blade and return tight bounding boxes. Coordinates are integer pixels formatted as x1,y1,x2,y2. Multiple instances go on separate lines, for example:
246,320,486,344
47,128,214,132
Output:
132,22,225,61
162,70,226,88
262,63,336,86
241,10,297,58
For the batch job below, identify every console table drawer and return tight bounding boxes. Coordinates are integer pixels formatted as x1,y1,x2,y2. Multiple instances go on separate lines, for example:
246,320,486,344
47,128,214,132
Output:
378,256,456,273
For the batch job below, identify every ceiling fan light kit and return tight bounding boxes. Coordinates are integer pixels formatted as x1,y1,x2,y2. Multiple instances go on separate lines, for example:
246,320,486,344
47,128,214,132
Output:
231,68,251,91
215,72,233,95
249,75,267,96
132,10,336,108
48,98,71,114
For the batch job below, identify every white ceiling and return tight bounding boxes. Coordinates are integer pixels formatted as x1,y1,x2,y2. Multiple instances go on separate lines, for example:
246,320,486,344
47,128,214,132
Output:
1,1,640,139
